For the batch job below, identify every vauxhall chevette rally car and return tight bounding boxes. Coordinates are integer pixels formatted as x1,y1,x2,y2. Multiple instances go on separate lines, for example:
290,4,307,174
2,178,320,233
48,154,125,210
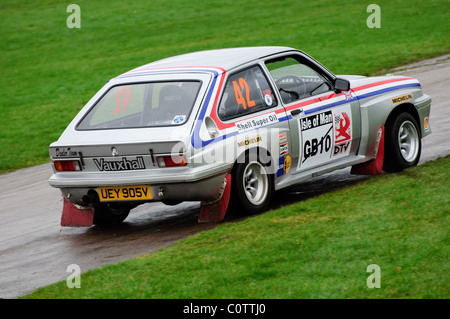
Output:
49,46,431,226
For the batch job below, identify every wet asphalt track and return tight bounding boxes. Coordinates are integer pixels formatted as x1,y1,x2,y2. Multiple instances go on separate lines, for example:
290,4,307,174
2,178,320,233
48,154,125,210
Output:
0,55,449,298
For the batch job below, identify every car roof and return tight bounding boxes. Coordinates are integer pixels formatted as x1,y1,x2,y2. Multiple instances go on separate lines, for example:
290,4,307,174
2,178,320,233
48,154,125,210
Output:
126,46,299,74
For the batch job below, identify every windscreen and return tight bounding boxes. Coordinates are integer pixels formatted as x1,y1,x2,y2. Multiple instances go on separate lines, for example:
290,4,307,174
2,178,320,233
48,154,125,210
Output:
77,81,201,130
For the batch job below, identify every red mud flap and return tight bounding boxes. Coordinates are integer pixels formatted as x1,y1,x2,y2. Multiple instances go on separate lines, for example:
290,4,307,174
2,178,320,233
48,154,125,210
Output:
60,197,94,227
351,125,385,175
198,174,231,223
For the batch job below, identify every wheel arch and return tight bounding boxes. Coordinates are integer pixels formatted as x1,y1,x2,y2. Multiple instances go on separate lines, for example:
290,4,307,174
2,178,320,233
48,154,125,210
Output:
385,103,421,138
228,145,276,214
230,146,277,182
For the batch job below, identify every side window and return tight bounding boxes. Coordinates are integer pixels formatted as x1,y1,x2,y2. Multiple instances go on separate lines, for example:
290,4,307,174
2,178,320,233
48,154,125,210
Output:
218,65,278,121
265,56,332,104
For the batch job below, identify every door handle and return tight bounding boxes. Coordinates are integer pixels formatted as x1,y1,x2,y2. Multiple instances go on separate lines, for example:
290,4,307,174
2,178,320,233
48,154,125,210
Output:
290,109,303,116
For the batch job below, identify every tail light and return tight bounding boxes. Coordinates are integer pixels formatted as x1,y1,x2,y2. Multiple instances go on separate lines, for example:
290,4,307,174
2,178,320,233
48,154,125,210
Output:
54,160,82,172
156,155,187,167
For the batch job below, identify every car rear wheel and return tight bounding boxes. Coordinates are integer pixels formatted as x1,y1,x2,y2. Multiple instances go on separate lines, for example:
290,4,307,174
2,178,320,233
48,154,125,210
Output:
231,156,273,215
93,203,130,225
383,112,421,172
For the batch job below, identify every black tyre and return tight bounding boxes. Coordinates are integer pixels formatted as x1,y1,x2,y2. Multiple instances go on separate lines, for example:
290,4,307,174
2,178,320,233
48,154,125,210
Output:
383,112,421,172
231,156,274,215
93,203,131,225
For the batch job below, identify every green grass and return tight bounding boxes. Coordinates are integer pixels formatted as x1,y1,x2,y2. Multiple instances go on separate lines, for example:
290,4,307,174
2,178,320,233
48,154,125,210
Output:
1,0,449,173
24,156,450,299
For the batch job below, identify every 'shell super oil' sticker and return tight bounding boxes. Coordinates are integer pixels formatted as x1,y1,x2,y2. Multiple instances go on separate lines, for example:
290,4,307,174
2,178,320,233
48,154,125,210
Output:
235,112,279,132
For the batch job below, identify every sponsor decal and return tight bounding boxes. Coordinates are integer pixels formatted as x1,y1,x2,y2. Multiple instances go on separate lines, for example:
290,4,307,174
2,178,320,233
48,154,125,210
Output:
299,106,352,169
334,141,351,156
303,126,333,163
94,156,145,171
300,110,333,165
278,132,288,155
279,143,288,156
277,154,292,177
300,111,333,131
333,112,352,156
235,112,279,132
237,136,262,148
283,155,291,175
55,148,79,157
279,132,287,144
172,115,186,124
264,94,273,106
392,93,412,104
277,156,285,177
344,90,354,101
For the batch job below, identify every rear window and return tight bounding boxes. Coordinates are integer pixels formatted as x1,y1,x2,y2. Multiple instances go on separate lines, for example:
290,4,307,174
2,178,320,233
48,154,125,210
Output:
77,81,201,130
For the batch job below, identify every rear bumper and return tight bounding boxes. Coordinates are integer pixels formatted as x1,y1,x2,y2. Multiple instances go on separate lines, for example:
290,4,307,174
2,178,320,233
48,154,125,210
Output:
49,163,231,204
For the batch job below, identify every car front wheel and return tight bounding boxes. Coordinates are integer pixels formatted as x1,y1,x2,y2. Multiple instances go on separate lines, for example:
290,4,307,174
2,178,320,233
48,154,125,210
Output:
383,112,421,172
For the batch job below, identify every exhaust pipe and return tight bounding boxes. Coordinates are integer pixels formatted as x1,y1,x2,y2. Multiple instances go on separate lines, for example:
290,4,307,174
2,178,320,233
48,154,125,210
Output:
82,189,99,205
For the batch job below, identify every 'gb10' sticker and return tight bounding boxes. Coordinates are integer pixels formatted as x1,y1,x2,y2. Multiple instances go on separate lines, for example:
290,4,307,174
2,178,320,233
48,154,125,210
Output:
299,106,352,170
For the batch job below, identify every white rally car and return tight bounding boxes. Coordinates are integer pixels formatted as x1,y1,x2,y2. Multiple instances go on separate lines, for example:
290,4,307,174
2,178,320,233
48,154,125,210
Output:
49,46,431,226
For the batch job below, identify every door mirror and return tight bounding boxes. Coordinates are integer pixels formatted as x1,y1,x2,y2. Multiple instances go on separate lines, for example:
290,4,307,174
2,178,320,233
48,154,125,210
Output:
334,78,350,93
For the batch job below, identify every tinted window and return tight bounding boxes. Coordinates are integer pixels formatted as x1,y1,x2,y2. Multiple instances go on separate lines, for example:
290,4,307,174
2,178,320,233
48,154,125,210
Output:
218,66,278,121
77,81,201,130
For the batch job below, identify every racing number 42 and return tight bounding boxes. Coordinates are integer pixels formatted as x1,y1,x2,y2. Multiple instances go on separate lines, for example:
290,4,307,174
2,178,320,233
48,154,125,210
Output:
233,78,256,110
114,86,130,114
